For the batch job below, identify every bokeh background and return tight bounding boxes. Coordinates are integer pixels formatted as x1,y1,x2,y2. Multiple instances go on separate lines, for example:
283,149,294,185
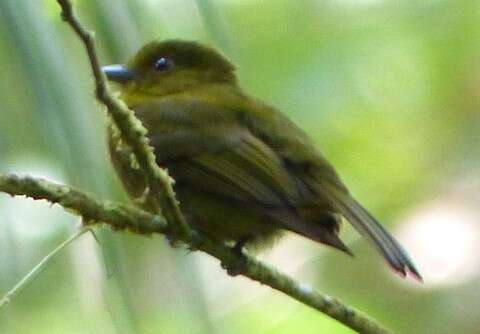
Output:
1,0,480,333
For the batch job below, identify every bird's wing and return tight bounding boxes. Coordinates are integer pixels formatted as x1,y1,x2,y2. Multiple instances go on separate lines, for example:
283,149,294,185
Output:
241,105,422,278
134,97,301,208
157,130,299,208
132,97,348,247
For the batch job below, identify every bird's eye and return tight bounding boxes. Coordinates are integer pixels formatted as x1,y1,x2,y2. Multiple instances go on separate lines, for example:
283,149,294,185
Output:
154,57,172,71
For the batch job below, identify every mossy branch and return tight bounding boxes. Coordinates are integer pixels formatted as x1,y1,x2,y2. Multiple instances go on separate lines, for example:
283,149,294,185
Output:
1,1,394,333
0,173,391,334
57,0,190,239
0,174,167,234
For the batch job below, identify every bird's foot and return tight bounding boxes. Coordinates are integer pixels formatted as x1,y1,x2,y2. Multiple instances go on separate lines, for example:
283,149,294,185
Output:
221,235,252,276
232,235,252,256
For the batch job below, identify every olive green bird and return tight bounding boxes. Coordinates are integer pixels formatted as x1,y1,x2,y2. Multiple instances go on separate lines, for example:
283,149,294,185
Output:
103,40,421,280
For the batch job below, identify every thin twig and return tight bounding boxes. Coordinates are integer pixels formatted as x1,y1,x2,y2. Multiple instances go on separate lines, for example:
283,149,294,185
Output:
0,226,90,308
57,0,191,240
0,174,391,333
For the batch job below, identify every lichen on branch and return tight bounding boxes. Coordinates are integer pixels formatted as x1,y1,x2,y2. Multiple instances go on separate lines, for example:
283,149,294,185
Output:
0,173,391,334
56,0,190,239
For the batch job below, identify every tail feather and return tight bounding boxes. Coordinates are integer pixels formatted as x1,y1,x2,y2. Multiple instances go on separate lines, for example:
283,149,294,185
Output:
321,183,422,280
268,210,353,255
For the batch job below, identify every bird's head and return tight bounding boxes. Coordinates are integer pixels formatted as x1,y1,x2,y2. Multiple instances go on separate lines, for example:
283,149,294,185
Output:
102,40,236,97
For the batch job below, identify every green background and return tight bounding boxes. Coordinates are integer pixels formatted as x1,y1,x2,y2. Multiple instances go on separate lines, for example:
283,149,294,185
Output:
1,1,479,333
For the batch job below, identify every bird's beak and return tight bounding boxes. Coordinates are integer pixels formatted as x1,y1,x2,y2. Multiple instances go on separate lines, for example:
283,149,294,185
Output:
102,64,136,83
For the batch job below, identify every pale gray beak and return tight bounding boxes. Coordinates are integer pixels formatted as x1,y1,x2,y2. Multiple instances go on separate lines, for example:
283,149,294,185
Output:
102,64,136,83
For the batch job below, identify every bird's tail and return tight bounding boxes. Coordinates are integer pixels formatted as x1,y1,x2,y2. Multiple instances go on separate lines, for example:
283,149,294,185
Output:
319,182,422,280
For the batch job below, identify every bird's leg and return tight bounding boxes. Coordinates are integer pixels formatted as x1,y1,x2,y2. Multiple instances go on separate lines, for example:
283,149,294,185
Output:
222,235,253,276
232,235,253,256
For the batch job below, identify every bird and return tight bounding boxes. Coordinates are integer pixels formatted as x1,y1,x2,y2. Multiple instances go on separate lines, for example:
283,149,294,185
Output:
102,39,421,280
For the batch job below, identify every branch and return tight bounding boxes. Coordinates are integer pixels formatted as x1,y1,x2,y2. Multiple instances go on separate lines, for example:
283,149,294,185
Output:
0,174,391,334
57,0,190,239
0,174,167,234
45,1,393,332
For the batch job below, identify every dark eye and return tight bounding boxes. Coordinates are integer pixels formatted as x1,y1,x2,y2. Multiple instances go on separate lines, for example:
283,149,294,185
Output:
154,57,172,71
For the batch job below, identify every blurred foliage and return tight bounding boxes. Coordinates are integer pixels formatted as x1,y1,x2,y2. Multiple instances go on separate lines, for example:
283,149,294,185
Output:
0,0,479,333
